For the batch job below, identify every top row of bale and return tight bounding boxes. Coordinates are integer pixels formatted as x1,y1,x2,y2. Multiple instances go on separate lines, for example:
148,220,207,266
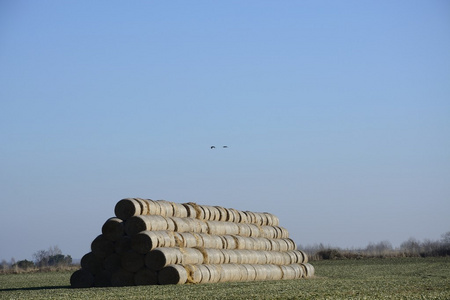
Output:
115,198,280,226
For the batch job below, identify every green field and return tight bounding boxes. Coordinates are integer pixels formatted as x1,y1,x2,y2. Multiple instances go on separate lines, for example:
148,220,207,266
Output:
1,257,449,299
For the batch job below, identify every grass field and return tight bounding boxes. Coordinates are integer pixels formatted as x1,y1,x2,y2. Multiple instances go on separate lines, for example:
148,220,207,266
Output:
1,257,449,299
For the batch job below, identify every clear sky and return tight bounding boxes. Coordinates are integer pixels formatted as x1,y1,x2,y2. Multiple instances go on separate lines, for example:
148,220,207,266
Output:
1,1,449,261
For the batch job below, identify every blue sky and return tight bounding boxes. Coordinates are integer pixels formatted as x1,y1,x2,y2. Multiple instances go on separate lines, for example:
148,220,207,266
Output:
1,1,449,261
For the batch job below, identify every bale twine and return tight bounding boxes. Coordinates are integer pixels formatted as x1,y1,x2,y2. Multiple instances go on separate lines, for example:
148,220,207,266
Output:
121,250,144,273
114,236,132,254
114,198,142,220
158,264,188,285
102,217,124,241
80,252,103,275
103,253,122,273
125,215,168,236
111,268,135,287
70,269,94,288
91,235,114,259
134,267,158,285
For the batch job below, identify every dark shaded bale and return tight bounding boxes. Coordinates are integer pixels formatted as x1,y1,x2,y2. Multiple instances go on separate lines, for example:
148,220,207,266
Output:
70,269,94,288
80,252,103,275
134,267,158,285
93,269,111,287
121,250,144,273
114,236,132,255
103,253,121,273
158,264,188,285
91,235,114,259
114,198,142,220
111,268,135,287
102,217,124,241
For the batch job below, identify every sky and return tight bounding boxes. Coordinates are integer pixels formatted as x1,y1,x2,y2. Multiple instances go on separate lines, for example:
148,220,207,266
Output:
1,1,449,262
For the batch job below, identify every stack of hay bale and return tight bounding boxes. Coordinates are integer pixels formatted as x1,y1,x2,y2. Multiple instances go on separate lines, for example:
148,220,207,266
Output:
70,198,314,287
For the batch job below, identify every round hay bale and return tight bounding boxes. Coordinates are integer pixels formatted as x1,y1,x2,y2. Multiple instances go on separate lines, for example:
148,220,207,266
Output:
132,230,176,254
145,199,161,215
91,235,114,259
170,217,190,233
285,238,297,250
253,264,267,281
214,206,228,221
181,247,204,265
222,235,237,249
111,268,135,287
182,203,197,218
102,217,124,241
93,269,111,287
158,264,188,285
134,267,158,285
171,202,188,218
177,232,198,248
242,264,257,281
103,253,122,273
70,269,94,288
301,263,315,278
115,236,132,254
157,200,174,217
145,247,182,270
125,215,168,236
185,264,202,283
204,264,221,283
121,250,144,273
114,198,142,220
134,198,149,215
280,265,296,280
204,249,225,264
80,252,103,275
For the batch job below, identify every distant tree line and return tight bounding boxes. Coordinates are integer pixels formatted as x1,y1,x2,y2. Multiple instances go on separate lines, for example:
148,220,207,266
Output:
1,246,73,273
302,231,450,260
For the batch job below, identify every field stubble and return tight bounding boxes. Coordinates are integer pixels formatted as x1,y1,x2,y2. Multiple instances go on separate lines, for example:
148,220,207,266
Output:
0,257,449,299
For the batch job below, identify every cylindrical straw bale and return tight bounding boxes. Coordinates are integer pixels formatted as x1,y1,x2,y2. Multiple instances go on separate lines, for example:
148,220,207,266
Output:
125,215,168,236
185,264,202,284
134,267,158,285
102,217,124,241
221,235,236,249
177,232,198,248
228,209,240,223
91,235,114,259
111,268,135,287
214,206,228,221
244,211,256,224
144,199,161,215
204,249,225,264
259,226,277,239
204,264,221,283
199,205,210,220
171,202,188,218
103,253,122,273
238,210,249,223
121,250,144,273
114,198,142,220
182,203,197,218
81,252,103,275
145,247,183,270
132,231,176,254
242,264,257,281
269,239,281,252
70,269,94,288
93,269,111,287
115,236,132,254
253,264,267,281
158,264,188,285
170,217,190,233
156,200,174,217
301,263,315,278
264,213,279,226
181,247,204,265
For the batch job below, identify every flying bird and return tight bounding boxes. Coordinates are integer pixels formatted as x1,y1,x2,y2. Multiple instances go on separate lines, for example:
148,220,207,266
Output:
223,146,228,148
210,146,216,149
